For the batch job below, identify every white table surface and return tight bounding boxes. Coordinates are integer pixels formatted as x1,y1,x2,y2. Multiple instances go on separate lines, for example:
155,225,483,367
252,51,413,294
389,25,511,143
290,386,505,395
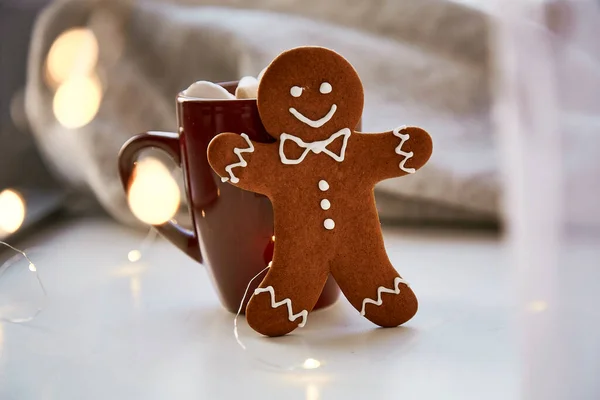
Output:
0,218,515,400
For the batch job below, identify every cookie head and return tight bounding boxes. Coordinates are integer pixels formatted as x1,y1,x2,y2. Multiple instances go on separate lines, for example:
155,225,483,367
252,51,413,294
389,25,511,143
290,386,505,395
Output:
257,47,364,142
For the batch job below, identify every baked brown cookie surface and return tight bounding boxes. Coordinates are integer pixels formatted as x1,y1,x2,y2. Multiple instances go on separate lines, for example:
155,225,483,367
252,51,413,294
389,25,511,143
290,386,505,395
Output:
208,46,433,337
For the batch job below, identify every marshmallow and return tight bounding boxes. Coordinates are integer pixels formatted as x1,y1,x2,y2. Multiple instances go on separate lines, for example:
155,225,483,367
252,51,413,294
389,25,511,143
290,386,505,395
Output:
235,76,259,99
182,81,235,99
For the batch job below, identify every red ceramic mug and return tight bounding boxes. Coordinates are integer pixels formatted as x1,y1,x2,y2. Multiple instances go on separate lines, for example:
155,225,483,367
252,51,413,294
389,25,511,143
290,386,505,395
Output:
118,81,342,313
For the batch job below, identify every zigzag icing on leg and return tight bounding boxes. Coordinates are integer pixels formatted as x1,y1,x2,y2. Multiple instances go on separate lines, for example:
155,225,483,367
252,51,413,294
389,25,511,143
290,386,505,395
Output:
360,277,411,316
393,126,416,174
222,133,254,183
254,286,308,327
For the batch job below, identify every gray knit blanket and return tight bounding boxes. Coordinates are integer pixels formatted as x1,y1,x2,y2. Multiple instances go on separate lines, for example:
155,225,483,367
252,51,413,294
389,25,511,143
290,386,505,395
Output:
26,0,499,227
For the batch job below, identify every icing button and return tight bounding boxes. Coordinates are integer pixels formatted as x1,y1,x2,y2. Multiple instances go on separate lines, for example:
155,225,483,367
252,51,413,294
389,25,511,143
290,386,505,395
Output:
320,199,331,210
319,180,329,191
324,218,335,230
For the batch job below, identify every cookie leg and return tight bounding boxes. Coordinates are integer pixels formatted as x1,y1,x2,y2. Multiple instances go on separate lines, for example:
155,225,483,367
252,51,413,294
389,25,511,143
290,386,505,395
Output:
331,246,418,327
246,249,329,337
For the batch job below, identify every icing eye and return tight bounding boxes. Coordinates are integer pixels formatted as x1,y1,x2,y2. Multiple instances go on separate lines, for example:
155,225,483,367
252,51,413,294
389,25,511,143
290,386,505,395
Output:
320,82,332,94
290,86,303,98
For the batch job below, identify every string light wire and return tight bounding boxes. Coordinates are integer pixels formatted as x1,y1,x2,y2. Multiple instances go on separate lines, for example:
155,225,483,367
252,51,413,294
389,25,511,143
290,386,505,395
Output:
0,241,47,323
233,262,320,371
234,264,270,350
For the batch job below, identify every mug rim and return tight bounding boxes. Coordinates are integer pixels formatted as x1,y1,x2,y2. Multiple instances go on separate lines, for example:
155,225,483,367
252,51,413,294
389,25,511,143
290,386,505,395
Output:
177,80,256,103
176,95,256,103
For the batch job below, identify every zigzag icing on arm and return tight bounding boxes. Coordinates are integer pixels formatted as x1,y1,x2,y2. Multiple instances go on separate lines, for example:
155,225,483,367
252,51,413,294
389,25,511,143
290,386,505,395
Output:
360,277,410,316
254,286,308,327
222,133,255,184
392,126,416,174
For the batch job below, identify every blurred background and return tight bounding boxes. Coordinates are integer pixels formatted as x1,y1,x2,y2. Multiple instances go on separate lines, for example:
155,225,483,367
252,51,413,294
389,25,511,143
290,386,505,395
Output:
1,0,505,234
0,0,599,399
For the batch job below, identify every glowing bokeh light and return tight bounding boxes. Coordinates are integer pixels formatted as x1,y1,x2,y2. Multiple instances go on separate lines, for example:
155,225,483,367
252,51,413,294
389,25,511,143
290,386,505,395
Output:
127,250,142,263
527,300,548,313
0,189,26,234
302,358,321,370
53,74,102,129
28,263,37,272
128,158,181,225
306,384,319,400
46,28,99,87
130,276,141,309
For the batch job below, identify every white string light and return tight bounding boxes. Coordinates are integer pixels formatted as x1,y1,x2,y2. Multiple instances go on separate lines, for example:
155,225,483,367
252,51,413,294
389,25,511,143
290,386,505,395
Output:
0,241,47,323
127,228,157,263
234,264,270,350
233,261,322,371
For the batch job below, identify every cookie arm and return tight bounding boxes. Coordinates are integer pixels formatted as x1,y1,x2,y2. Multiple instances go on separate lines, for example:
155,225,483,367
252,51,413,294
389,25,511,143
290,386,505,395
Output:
353,126,433,182
207,132,275,194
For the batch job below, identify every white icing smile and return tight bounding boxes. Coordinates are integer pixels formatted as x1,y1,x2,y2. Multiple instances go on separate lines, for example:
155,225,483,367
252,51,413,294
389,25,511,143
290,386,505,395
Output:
289,104,337,128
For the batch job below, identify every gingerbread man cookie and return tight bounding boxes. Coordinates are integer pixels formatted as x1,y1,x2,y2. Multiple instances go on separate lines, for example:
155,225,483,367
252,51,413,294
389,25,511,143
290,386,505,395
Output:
208,47,433,337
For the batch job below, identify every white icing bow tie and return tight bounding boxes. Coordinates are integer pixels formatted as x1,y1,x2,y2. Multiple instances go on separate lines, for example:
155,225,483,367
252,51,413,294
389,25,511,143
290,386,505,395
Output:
279,128,351,165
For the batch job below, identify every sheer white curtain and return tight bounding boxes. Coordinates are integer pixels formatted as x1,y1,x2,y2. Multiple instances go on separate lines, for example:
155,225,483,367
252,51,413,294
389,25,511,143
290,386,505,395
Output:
493,1,600,399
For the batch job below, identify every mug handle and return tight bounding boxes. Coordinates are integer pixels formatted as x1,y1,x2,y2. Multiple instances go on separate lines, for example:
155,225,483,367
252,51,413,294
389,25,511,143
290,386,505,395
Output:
118,131,202,263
